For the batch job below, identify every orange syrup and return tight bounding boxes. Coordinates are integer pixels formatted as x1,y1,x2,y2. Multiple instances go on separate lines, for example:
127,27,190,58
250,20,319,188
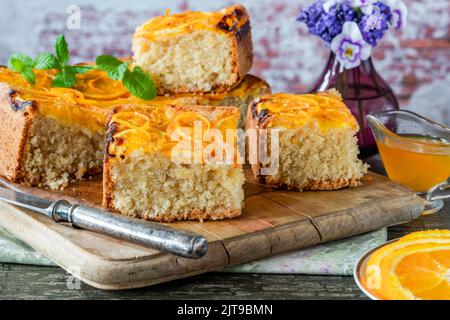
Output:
377,134,450,192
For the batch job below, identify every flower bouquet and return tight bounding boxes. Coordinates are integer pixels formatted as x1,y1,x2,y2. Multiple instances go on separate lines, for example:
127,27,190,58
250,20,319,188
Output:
298,0,407,157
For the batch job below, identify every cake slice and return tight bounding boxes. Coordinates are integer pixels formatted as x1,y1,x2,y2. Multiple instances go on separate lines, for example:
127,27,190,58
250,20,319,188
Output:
156,74,271,128
103,105,244,222
0,65,267,190
132,4,253,94
0,67,108,190
247,91,368,191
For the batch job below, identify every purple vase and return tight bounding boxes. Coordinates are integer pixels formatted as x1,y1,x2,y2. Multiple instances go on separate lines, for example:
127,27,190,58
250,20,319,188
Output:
311,52,399,158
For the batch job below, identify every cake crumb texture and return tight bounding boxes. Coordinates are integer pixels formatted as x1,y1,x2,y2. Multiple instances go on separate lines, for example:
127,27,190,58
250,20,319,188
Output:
105,153,244,222
23,116,104,190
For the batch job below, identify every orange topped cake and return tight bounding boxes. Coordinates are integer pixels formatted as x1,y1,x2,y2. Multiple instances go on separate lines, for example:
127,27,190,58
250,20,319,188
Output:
103,105,244,222
132,4,253,94
247,91,368,191
0,67,108,189
0,66,267,189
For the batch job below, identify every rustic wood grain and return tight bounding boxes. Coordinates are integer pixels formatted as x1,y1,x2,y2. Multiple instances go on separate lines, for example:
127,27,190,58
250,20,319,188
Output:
0,265,368,300
0,169,425,290
1,201,448,300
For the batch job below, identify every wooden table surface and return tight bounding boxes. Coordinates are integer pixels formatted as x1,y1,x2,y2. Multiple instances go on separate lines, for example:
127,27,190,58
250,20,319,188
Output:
0,157,449,300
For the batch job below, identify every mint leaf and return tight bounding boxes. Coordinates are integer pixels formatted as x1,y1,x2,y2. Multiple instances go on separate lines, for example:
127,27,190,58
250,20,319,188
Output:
123,66,156,100
21,67,36,84
96,55,130,80
7,53,34,72
8,53,36,84
109,61,130,81
34,52,60,70
55,35,69,65
69,65,95,74
96,55,122,70
53,66,76,88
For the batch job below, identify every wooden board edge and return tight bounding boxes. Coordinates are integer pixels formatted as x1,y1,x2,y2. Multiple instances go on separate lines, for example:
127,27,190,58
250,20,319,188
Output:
0,201,322,289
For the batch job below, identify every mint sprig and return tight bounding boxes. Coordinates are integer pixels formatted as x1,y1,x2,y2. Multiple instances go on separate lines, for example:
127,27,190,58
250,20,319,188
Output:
7,35,156,101
123,66,157,101
96,55,130,81
96,55,156,100
34,52,60,70
7,53,36,84
55,34,69,66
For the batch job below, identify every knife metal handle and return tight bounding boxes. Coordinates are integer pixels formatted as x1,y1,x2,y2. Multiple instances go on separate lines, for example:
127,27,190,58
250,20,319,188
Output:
48,200,208,259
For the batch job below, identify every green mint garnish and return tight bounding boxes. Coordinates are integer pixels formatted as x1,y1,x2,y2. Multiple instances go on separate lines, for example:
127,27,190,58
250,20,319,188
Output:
7,53,36,84
97,55,156,100
96,55,130,81
7,35,156,100
34,52,60,70
123,66,157,101
52,66,77,88
55,34,69,66
68,65,95,74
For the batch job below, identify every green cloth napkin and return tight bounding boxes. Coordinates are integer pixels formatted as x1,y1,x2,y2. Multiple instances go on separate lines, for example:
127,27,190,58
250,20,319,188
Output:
226,228,386,275
0,226,386,275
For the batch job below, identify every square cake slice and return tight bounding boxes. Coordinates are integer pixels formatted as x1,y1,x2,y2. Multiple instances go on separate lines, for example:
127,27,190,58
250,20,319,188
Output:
0,65,267,190
132,4,253,94
0,67,108,190
103,105,244,222
247,91,368,191
157,74,271,128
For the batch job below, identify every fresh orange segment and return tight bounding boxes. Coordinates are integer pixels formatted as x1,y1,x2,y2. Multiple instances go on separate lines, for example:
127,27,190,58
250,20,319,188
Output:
380,243,450,300
364,230,450,300
399,230,450,242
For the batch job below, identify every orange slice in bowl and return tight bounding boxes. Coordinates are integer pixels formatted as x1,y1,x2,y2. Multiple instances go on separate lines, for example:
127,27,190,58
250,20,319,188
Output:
363,230,450,300
399,230,450,242
379,243,450,300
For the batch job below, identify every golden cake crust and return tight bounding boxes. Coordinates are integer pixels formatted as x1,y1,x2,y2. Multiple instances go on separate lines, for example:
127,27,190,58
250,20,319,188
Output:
132,4,253,94
248,92,359,131
0,67,112,188
246,92,365,191
0,80,38,182
104,104,240,160
103,104,242,221
262,175,361,191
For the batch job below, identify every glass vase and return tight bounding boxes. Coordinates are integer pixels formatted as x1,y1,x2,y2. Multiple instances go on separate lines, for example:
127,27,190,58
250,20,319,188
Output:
311,52,399,158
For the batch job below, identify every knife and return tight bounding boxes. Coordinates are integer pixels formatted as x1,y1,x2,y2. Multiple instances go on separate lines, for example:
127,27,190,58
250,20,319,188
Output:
0,186,208,259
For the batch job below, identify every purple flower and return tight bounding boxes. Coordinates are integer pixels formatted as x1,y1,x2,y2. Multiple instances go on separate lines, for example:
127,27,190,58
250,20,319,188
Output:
297,0,357,44
350,0,375,6
381,0,408,29
330,21,372,69
358,2,392,46
297,0,408,70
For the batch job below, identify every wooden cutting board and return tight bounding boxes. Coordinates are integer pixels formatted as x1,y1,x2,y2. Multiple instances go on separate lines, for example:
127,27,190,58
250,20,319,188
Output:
0,170,425,290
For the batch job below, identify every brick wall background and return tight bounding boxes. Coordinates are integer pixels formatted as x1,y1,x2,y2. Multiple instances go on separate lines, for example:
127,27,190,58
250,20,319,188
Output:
0,0,448,125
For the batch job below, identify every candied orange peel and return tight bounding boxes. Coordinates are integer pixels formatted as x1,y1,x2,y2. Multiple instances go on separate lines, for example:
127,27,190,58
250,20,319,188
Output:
0,67,136,133
255,92,358,131
108,105,240,160
133,5,249,41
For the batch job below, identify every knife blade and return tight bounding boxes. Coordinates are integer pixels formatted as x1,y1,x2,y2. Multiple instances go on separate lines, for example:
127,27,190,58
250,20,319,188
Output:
0,186,208,259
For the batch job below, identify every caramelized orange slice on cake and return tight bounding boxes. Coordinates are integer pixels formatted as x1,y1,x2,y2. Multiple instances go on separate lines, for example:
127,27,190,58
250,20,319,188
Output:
254,93,358,131
166,111,211,141
74,70,130,100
